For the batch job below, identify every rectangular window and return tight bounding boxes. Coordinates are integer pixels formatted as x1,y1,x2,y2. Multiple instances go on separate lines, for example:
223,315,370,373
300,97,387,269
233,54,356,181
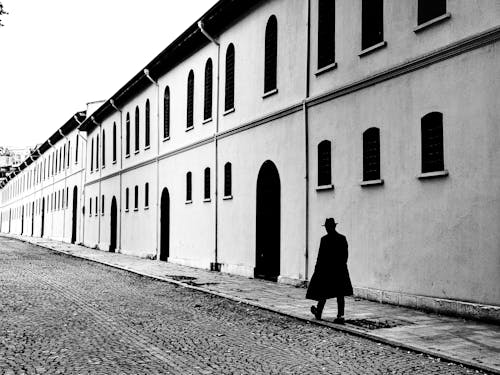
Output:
318,0,335,69
204,168,210,200
186,172,192,202
418,0,446,25
224,163,232,197
145,183,149,208
125,188,129,211
134,185,138,210
362,0,384,51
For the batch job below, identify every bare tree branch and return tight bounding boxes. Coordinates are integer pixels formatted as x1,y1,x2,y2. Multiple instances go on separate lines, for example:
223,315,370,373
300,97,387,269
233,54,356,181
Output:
0,2,9,27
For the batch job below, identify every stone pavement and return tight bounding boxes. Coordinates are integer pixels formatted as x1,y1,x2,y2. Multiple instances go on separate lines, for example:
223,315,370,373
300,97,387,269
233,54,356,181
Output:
2,233,499,374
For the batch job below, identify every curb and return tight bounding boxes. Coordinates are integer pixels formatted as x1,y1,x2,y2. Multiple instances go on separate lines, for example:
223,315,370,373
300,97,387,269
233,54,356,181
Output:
3,234,499,375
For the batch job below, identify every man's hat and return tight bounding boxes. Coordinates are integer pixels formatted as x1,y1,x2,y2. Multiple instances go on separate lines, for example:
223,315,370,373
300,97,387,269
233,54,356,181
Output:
323,218,337,226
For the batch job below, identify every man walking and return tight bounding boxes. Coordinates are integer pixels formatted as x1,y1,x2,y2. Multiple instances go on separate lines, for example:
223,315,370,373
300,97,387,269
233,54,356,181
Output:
306,218,353,323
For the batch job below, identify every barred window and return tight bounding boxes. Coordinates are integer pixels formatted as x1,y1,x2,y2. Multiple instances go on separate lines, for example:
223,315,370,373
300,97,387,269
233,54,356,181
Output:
187,70,194,129
418,0,446,25
204,58,213,121
317,140,331,186
264,15,278,94
421,112,444,173
186,172,192,201
224,162,232,197
164,86,170,139
145,182,149,208
225,44,235,111
204,167,210,200
363,128,380,181
362,0,383,50
135,106,140,152
126,112,131,156
112,122,117,162
318,0,335,69
145,99,150,148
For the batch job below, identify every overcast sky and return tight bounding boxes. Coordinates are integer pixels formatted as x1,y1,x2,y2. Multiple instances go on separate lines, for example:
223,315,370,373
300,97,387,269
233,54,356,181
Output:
0,0,218,150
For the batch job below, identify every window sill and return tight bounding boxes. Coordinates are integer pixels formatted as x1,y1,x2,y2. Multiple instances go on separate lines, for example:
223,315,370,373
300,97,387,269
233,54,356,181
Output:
125,154,130,159
359,41,387,57
414,13,451,33
144,145,150,150
102,165,105,170
223,195,233,200
186,126,194,132
360,179,384,187
262,88,278,99
133,208,138,212
145,206,149,210
125,209,129,213
185,200,193,205
134,150,139,155
203,198,211,203
163,136,170,142
202,117,213,125
316,184,334,191
112,160,117,165
101,213,104,216
223,108,235,116
418,170,449,180
315,62,337,76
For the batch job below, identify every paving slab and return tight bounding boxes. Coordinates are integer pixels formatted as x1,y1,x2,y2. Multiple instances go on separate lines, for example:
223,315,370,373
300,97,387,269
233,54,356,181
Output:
2,233,499,374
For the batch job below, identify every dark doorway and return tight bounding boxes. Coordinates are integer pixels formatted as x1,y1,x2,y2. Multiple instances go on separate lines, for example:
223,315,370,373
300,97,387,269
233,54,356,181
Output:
41,198,45,237
255,160,281,281
109,196,117,252
71,186,78,244
31,202,35,236
21,206,24,235
160,188,170,261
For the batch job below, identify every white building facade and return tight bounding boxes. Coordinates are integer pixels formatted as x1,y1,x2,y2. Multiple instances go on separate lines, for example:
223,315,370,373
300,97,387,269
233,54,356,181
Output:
1,0,499,321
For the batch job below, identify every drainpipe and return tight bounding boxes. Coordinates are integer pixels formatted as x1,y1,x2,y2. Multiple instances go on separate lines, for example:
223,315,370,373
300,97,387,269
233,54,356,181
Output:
74,115,88,246
143,69,161,260
58,129,69,241
198,20,221,271
110,99,123,252
91,116,102,248
304,0,311,281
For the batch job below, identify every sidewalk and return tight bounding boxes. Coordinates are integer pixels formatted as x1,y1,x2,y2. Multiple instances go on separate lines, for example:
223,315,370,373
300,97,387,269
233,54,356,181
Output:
3,233,499,374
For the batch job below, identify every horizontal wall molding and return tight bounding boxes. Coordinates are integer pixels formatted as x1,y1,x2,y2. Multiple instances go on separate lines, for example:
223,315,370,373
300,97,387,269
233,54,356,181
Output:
307,25,500,108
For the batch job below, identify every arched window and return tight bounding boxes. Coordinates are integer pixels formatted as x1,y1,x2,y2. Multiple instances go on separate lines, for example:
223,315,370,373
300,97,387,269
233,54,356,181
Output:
186,172,192,202
163,86,170,139
96,134,99,170
187,70,194,129
134,185,138,210
126,112,131,156
90,139,94,172
225,44,235,111
421,112,444,173
112,122,117,163
363,128,380,181
318,0,335,69
362,0,383,50
145,99,150,148
102,130,106,168
145,182,149,208
418,0,446,25
204,167,210,200
101,195,105,215
135,106,140,152
317,140,331,186
125,188,129,211
204,59,213,121
264,15,278,94
224,162,232,197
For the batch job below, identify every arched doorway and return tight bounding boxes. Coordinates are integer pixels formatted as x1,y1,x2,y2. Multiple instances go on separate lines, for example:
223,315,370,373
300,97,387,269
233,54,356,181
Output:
71,186,78,244
21,206,25,235
31,202,35,236
255,160,281,281
160,188,170,261
41,198,45,237
109,196,117,252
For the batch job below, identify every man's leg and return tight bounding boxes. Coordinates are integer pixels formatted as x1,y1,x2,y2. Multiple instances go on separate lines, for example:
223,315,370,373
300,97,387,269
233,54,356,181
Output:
337,296,345,318
316,299,326,318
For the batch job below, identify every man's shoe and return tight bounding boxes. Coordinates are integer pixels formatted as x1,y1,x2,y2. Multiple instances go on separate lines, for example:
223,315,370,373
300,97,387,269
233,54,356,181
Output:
333,317,345,324
310,305,321,319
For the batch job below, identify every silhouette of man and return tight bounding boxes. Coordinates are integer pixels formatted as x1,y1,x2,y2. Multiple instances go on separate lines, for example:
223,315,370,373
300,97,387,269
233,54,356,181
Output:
306,218,353,323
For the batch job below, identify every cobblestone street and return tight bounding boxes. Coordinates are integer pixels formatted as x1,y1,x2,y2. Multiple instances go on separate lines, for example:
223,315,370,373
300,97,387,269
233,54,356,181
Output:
0,238,489,374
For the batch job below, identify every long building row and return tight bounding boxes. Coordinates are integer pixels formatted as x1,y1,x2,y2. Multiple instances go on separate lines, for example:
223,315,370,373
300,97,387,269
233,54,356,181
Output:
1,0,499,320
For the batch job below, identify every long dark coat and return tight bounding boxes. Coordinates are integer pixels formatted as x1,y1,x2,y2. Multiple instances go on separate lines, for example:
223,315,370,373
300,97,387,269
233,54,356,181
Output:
306,231,353,301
